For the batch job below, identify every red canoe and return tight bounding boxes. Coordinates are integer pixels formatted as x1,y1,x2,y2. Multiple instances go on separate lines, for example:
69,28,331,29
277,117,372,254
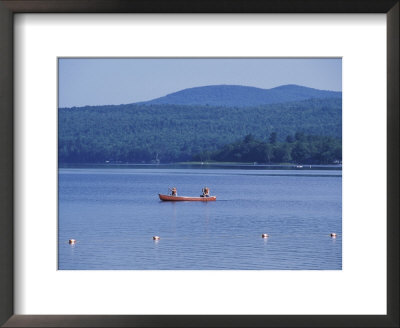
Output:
158,194,216,201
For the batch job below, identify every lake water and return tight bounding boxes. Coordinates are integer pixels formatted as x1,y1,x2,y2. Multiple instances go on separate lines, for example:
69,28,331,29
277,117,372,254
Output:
58,165,342,270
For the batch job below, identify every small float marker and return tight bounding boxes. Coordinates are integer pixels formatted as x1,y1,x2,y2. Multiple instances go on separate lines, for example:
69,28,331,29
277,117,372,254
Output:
330,233,337,238
153,236,160,241
68,239,76,245
261,233,269,238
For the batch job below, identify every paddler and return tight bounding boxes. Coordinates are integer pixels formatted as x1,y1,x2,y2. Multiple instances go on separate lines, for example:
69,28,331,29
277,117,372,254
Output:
202,186,210,197
170,187,177,196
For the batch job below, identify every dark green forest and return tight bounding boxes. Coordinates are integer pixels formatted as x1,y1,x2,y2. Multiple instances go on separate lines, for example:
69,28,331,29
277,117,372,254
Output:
193,133,342,164
58,97,341,164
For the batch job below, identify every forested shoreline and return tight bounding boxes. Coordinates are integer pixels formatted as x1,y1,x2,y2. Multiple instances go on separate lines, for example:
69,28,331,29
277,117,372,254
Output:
192,133,341,164
58,97,341,164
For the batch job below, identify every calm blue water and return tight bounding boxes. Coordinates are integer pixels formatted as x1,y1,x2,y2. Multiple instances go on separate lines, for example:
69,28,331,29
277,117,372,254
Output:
58,166,342,270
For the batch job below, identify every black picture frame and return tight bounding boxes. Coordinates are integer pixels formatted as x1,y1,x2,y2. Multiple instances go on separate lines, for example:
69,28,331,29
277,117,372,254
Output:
0,0,398,327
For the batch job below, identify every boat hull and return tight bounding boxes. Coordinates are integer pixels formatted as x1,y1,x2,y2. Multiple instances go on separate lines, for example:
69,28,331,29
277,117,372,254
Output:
158,194,216,201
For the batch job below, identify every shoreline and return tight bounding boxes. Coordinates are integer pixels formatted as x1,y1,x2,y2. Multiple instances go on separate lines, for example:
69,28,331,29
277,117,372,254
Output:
58,162,342,170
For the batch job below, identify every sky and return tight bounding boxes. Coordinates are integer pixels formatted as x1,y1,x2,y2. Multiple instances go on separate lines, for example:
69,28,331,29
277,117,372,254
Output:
58,58,342,108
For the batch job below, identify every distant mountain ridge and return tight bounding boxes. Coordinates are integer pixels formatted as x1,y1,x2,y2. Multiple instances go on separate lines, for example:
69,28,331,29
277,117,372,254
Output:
140,84,342,107
58,84,342,164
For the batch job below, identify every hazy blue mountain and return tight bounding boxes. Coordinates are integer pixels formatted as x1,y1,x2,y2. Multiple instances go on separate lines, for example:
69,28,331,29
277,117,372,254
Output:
141,84,342,107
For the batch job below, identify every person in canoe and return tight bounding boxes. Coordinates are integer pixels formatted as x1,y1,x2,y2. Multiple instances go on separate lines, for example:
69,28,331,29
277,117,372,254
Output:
201,186,210,197
169,187,177,196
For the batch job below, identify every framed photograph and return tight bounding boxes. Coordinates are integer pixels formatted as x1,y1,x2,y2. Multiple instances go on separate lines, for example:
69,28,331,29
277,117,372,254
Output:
0,1,398,327
58,57,343,271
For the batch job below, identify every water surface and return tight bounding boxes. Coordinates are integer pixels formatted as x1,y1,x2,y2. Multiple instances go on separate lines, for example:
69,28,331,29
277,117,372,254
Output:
58,166,342,270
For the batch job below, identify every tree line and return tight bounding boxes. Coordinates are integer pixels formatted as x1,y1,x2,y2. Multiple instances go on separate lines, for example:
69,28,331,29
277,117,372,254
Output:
58,98,341,163
192,132,342,164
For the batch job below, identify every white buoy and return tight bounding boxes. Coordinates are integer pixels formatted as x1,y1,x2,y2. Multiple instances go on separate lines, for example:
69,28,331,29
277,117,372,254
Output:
330,233,337,238
153,236,160,241
68,239,76,244
261,233,269,238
